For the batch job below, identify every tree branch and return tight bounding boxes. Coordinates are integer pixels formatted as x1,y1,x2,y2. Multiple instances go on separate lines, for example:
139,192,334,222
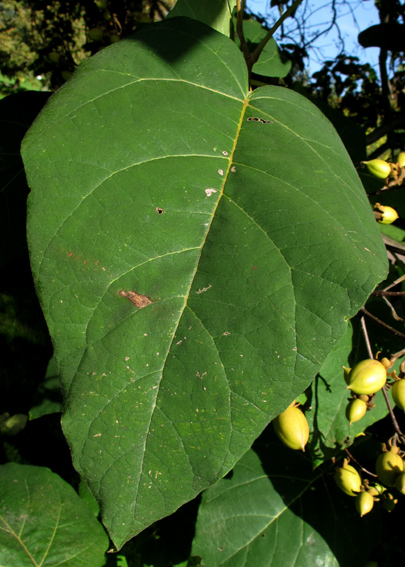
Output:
366,114,405,145
251,0,304,67
360,307,405,342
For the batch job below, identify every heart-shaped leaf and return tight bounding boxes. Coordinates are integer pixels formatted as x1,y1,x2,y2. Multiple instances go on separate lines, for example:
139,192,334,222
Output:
191,439,382,567
0,463,108,566
22,18,387,548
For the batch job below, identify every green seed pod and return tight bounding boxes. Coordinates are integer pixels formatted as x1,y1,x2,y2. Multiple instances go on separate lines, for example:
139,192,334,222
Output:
88,27,104,41
367,483,386,497
273,405,309,451
343,366,351,385
391,379,405,411
395,471,405,495
397,152,405,168
346,359,386,395
382,492,398,512
380,357,391,369
334,464,362,496
61,71,72,82
377,205,399,225
376,449,404,487
362,159,392,179
48,51,60,64
355,491,374,517
346,398,367,425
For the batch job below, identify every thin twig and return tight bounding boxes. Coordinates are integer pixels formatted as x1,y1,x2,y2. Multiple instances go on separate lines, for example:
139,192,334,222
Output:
382,274,405,293
373,290,405,296
344,448,378,478
390,348,405,365
251,0,304,66
382,296,403,321
360,315,405,443
360,315,374,359
360,307,405,342
381,386,405,443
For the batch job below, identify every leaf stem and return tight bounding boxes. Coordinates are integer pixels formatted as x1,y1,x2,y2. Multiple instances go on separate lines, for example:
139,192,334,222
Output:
344,448,378,478
236,0,253,77
251,0,304,66
360,315,374,359
360,307,405,342
360,313,405,443
381,385,405,443
373,290,405,296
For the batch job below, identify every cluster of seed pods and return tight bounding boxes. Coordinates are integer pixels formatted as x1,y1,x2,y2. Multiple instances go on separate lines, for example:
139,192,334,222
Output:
344,358,389,426
335,356,405,517
361,153,404,224
335,444,405,518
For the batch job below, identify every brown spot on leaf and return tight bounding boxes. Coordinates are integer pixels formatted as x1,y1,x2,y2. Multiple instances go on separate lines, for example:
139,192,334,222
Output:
155,207,164,214
119,290,153,308
247,117,273,124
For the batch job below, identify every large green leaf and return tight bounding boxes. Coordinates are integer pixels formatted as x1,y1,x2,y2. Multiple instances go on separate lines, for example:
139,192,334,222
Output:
0,463,108,566
22,18,387,548
191,439,382,567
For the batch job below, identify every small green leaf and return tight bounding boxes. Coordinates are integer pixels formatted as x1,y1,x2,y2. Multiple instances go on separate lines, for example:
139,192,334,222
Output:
79,478,101,517
168,0,236,36
0,463,109,566
234,17,291,77
0,413,28,435
29,354,63,420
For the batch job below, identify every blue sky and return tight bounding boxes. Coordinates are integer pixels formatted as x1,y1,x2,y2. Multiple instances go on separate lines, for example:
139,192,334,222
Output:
246,0,381,75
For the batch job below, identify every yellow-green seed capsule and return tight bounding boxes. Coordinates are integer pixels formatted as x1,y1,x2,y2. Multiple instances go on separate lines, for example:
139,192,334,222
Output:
334,464,362,496
346,398,367,425
355,491,374,516
273,405,309,451
377,205,399,224
391,379,405,411
48,51,60,64
347,359,386,395
362,159,392,179
395,471,405,495
376,449,404,487
397,152,405,168
382,492,398,512
343,366,351,385
380,357,391,369
88,27,104,41
367,483,386,497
